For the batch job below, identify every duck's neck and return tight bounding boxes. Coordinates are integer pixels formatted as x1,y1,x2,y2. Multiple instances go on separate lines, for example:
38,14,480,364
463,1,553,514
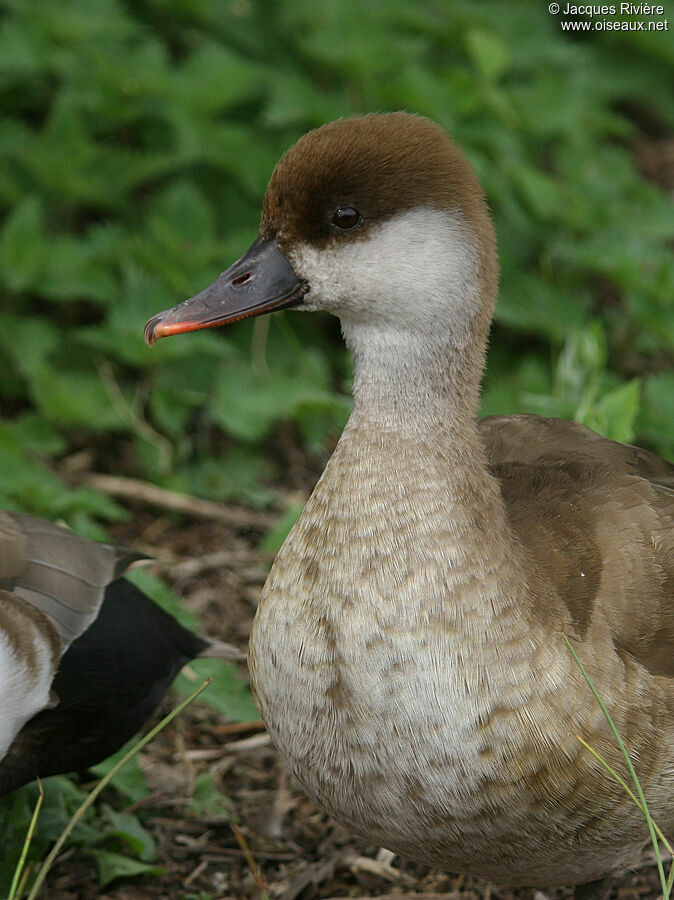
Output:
343,321,484,436
339,320,532,620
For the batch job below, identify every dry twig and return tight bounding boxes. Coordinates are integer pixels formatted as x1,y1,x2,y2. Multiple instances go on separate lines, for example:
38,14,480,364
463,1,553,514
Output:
77,473,276,528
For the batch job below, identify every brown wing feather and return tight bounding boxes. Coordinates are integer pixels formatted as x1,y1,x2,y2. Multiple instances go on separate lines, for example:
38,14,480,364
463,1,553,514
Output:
479,415,674,679
0,511,146,649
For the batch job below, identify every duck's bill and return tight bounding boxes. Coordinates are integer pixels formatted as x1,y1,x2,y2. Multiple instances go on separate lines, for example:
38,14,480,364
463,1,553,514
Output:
144,238,307,346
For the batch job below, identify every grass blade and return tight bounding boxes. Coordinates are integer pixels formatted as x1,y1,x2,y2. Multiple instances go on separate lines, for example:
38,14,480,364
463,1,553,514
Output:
231,822,270,900
574,734,672,856
26,677,212,900
8,778,44,900
565,636,669,898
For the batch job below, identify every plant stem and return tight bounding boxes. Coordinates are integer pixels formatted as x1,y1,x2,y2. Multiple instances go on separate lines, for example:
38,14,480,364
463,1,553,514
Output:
8,779,44,900
26,678,212,900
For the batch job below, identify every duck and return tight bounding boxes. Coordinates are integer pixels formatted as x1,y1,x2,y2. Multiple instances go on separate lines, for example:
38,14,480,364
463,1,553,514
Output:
0,509,240,795
144,112,674,898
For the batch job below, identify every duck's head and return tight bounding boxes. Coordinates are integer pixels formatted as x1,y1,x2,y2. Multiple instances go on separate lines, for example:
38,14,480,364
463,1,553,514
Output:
145,112,497,356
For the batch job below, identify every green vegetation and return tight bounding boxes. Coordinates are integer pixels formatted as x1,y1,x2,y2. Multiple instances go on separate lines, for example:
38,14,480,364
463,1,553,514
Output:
1,0,672,522
2,773,160,894
5,681,212,898
0,0,671,892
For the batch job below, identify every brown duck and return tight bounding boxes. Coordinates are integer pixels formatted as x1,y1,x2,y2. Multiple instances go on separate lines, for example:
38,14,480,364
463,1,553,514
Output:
145,112,674,897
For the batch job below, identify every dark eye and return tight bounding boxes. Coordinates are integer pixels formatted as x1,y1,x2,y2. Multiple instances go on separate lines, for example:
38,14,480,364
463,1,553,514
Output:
332,207,361,230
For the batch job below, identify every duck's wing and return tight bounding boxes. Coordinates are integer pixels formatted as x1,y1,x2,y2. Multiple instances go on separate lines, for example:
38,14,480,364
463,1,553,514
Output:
0,511,144,647
479,414,674,680
0,510,144,760
479,414,674,486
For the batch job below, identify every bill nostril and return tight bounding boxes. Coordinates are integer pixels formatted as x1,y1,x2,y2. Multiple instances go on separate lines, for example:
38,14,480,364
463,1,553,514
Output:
232,272,251,287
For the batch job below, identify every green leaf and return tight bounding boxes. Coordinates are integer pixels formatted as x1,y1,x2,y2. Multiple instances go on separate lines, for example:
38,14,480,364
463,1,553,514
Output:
175,660,258,723
184,448,274,506
0,195,45,291
5,412,65,456
510,165,561,219
100,806,156,861
90,749,150,805
465,29,511,81
586,378,641,444
211,362,336,443
28,366,125,431
0,776,100,895
188,775,233,819
0,314,58,379
89,849,163,888
496,273,590,342
556,322,608,399
176,42,264,114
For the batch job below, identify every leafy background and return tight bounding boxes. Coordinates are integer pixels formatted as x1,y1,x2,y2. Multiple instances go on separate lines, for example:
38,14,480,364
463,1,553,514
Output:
0,0,672,893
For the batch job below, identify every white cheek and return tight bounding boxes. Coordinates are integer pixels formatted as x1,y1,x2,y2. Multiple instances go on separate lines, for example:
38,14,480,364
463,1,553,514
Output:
288,208,481,332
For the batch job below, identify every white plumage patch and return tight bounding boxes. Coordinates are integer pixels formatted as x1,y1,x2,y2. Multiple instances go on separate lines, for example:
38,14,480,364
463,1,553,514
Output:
0,617,55,760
